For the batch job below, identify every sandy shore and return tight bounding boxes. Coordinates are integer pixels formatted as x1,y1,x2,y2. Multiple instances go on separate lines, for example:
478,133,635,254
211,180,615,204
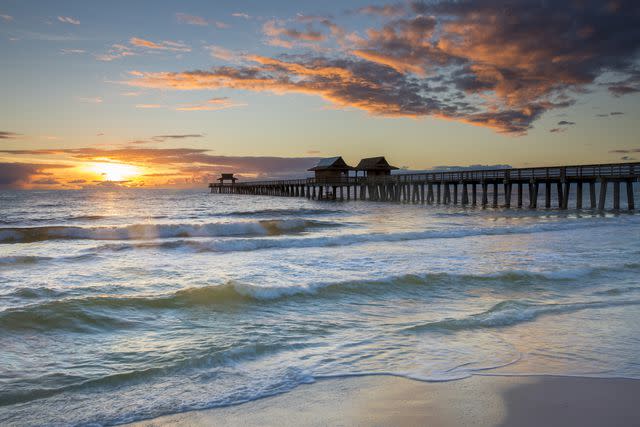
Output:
127,375,640,427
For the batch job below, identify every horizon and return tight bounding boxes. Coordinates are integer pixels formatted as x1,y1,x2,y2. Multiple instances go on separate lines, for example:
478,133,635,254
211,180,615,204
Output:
1,0,640,189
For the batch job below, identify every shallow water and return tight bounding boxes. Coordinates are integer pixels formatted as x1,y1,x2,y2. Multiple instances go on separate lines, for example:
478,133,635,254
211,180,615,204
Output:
1,188,639,426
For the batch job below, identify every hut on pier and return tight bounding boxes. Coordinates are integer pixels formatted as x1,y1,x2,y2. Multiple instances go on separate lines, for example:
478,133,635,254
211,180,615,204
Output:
355,156,398,177
308,157,354,181
217,173,238,184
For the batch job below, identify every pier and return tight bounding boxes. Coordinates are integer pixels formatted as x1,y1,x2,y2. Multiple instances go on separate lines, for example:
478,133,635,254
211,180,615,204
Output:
209,162,639,211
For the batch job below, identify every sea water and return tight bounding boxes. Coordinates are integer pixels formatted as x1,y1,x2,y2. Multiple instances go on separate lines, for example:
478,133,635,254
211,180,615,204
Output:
0,188,639,425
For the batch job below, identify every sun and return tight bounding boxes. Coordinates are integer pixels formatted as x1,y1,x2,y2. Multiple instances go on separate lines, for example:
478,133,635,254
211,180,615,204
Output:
89,162,142,181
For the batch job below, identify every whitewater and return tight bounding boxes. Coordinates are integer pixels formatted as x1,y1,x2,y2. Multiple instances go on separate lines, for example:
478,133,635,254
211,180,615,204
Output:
1,188,639,426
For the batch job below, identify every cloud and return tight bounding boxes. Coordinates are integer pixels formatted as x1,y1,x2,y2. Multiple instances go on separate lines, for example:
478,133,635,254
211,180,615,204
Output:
356,4,406,17
431,164,512,171
135,104,163,109
609,148,640,154
130,37,191,52
263,19,327,48
176,97,246,111
125,55,540,133
596,111,625,117
557,120,575,126
0,162,70,188
67,179,86,184
57,16,80,25
95,44,135,61
32,178,60,185
152,134,203,141
549,128,566,133
1,148,322,181
124,0,640,134
176,13,228,29
176,13,208,26
0,131,21,139
232,13,250,19
205,45,237,61
1,14,13,22
77,96,102,104
60,48,85,54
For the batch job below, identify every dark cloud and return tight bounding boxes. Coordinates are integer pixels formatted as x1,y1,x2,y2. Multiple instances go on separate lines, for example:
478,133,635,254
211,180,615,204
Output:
32,178,60,185
152,134,204,141
620,156,637,161
609,148,640,154
0,131,21,139
557,121,575,126
67,179,87,184
127,1,640,134
0,162,70,188
611,111,625,115
549,128,566,133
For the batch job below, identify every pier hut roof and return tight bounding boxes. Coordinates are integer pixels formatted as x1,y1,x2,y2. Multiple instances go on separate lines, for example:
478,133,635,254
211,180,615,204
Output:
308,156,354,171
355,156,399,171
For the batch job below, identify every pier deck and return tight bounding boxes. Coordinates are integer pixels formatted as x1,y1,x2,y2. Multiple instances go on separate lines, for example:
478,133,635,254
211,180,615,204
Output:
209,162,639,211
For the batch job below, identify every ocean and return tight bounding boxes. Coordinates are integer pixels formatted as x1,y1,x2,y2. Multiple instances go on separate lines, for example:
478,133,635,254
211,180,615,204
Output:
1,188,639,425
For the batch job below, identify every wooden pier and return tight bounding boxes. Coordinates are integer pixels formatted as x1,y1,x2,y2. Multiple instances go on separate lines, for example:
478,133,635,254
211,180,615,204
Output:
209,162,639,211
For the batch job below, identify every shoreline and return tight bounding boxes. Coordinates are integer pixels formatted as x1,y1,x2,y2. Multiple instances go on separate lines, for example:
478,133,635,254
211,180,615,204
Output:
125,374,640,426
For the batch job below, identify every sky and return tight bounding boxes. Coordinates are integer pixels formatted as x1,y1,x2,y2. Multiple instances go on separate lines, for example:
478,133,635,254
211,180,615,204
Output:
1,0,639,189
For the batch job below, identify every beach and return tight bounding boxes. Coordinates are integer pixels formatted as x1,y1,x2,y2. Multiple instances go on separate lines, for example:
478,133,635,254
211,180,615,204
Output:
129,375,640,427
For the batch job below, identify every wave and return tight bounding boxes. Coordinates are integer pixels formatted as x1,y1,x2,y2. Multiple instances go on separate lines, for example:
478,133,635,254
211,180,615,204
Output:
0,255,52,266
94,218,640,255
4,266,638,333
0,219,334,243
219,208,347,217
403,299,640,333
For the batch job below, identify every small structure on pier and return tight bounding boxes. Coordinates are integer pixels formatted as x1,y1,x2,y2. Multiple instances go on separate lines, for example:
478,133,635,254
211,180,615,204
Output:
308,157,354,181
356,156,398,177
217,173,237,184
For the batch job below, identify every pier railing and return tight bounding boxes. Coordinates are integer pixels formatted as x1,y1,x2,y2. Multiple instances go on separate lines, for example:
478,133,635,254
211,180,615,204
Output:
218,162,638,188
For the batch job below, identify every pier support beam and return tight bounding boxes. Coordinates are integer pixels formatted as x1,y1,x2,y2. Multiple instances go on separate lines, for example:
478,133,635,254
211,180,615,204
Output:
504,183,511,208
517,183,523,207
627,180,635,211
613,181,620,210
545,182,551,208
472,184,477,206
598,179,607,210
482,182,488,207
557,182,564,209
492,183,498,207
529,181,538,208
561,182,570,210
462,183,469,205
576,182,583,209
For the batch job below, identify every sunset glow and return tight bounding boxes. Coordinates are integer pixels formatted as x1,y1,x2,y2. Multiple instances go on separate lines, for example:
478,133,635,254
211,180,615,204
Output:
88,162,142,182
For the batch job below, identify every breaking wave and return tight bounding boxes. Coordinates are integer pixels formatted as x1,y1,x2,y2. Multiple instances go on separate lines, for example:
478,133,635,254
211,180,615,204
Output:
94,218,638,254
0,219,335,243
403,299,640,333
3,266,638,333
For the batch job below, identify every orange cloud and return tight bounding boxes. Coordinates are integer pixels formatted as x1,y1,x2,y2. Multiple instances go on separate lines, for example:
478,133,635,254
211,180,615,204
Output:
130,37,191,52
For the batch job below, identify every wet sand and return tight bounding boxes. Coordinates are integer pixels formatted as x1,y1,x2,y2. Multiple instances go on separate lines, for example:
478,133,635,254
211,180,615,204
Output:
126,374,640,426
